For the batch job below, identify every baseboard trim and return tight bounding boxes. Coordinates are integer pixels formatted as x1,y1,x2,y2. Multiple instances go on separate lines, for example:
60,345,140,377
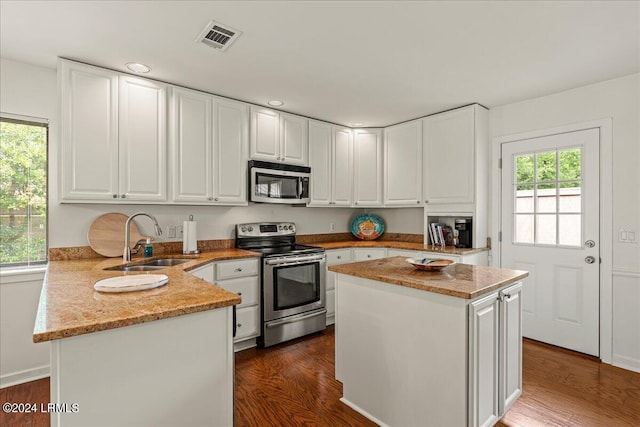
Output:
612,354,640,374
0,365,50,389
339,397,389,427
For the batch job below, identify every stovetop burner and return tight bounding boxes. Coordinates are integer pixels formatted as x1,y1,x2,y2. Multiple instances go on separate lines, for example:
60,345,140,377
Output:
235,222,324,257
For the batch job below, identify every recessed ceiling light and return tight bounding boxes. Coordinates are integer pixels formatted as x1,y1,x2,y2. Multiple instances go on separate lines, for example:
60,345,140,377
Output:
126,62,151,74
351,122,365,127
267,100,284,107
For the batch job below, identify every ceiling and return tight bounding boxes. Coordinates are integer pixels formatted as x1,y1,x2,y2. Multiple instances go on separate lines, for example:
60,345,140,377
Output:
1,1,638,127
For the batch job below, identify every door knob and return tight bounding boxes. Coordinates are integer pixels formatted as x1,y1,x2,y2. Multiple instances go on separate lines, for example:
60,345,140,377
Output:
585,240,596,248
585,256,596,264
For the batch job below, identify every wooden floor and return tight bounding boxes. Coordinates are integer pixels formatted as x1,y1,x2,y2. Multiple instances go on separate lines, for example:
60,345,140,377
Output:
2,326,639,426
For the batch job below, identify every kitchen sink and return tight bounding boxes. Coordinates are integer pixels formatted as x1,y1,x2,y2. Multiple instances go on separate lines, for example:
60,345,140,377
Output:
106,258,192,272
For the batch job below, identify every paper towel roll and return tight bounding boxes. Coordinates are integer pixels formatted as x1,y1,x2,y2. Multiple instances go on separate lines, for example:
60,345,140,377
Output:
183,219,198,254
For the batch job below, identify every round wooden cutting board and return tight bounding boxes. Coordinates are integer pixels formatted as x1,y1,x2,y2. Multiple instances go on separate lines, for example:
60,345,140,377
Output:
87,213,146,257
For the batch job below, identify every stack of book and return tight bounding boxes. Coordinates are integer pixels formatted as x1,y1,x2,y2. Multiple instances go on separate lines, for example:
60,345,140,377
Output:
428,222,453,246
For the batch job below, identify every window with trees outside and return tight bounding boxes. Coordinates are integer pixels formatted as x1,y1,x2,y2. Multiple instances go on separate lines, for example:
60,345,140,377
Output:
0,116,48,267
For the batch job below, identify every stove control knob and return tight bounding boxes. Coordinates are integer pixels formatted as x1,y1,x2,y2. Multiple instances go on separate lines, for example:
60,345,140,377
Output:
288,225,294,230
248,226,253,232
278,225,283,230
241,226,247,232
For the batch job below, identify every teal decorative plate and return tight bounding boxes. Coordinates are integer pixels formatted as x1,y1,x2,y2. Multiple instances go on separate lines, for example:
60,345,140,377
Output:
350,214,385,240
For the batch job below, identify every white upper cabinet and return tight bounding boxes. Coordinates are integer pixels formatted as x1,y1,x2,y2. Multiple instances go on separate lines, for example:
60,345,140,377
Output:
353,128,383,207
118,75,168,201
332,126,354,206
60,60,119,201
212,97,249,204
383,119,423,206
423,105,475,205
308,120,332,206
308,122,353,206
250,107,308,165
171,86,248,205
171,86,212,203
60,59,168,203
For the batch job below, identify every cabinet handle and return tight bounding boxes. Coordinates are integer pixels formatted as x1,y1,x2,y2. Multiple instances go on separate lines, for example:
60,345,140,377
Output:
214,197,219,201
235,267,243,272
417,201,420,204
337,256,342,259
208,197,213,201
367,254,372,258
121,194,126,199
112,194,118,199
355,202,358,205
425,200,429,203
237,323,242,328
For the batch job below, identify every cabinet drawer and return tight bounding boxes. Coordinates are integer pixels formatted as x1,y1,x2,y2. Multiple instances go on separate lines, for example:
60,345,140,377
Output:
235,306,259,341
352,248,387,262
215,258,259,280
217,277,259,308
326,249,353,265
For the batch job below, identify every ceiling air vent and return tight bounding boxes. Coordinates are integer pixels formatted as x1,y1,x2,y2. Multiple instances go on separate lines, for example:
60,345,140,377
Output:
196,20,242,51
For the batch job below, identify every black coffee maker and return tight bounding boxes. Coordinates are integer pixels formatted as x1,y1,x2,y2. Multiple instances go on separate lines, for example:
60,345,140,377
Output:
454,218,472,248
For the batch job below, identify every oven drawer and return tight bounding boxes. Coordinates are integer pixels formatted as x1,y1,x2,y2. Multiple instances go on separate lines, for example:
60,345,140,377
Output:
235,306,259,341
217,277,259,308
215,258,259,280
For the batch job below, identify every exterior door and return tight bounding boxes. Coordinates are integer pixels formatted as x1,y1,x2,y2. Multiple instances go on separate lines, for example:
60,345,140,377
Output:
500,128,599,356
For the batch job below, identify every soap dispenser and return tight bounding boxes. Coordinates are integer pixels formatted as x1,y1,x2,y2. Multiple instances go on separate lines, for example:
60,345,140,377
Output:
144,238,153,258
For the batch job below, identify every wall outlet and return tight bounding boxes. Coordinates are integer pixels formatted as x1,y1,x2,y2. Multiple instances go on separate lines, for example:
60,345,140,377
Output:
619,229,637,243
167,226,177,238
330,222,336,232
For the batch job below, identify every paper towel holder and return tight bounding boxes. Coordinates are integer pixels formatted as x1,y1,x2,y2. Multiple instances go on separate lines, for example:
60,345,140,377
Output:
183,214,200,255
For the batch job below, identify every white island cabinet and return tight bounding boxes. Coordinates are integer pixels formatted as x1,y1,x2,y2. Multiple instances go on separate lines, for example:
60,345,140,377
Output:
331,257,527,427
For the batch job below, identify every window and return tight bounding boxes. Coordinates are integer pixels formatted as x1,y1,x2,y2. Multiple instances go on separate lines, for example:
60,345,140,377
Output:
512,147,582,247
0,116,48,267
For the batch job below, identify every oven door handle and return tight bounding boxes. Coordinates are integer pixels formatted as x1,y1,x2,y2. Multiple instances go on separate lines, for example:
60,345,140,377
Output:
265,255,325,266
265,309,327,328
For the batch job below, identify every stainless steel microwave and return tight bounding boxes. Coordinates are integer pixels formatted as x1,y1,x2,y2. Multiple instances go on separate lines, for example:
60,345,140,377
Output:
248,160,310,204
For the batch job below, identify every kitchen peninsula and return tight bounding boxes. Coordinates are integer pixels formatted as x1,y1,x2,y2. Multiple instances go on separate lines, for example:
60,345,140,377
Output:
330,256,528,427
33,250,258,427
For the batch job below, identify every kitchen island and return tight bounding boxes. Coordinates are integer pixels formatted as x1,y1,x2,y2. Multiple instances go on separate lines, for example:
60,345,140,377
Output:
33,250,258,427
329,256,528,427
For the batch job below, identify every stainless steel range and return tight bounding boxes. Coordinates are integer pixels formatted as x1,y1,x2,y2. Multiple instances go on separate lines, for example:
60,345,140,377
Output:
236,222,326,347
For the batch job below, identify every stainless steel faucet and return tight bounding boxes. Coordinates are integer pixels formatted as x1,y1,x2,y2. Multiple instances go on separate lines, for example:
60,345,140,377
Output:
123,212,163,262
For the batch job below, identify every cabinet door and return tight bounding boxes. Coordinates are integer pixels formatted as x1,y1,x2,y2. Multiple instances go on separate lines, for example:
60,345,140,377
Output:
250,107,279,161
332,127,353,206
280,112,308,165
308,120,332,206
213,98,249,204
190,263,214,283
499,282,523,415
353,129,383,207
352,248,387,262
468,292,500,427
171,87,212,203
384,120,422,206
423,106,475,205
60,60,119,201
118,75,167,201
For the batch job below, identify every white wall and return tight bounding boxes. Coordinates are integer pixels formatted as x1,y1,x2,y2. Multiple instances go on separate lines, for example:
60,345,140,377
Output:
0,270,50,387
491,73,640,372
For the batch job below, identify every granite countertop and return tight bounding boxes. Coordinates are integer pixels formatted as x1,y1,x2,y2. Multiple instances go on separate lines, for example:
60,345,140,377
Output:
33,249,260,343
328,256,528,299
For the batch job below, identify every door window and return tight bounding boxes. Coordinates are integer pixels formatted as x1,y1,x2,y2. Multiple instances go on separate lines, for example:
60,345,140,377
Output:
512,147,582,247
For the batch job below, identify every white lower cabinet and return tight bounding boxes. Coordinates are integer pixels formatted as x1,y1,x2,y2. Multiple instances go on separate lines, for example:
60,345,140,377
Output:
325,249,353,325
190,258,261,351
469,282,523,427
351,247,387,262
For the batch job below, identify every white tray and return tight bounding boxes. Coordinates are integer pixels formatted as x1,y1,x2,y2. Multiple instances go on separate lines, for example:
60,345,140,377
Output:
94,274,169,293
